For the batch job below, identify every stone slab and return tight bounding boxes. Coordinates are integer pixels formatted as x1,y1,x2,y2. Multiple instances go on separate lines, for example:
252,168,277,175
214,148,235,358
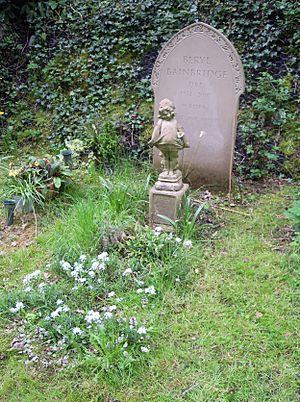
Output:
151,22,245,192
149,183,189,230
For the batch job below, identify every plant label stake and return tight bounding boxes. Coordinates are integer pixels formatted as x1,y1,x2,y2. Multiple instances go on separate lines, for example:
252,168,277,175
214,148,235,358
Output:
3,199,16,226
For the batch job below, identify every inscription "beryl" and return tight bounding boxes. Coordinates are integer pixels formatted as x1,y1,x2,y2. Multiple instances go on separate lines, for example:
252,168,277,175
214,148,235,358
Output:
183,55,211,65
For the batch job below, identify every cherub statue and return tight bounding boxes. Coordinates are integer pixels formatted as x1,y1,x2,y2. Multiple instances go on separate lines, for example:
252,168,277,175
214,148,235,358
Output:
149,98,189,176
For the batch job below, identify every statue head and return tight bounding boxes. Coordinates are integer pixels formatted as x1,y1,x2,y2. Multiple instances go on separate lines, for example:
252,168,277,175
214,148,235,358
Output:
158,98,175,121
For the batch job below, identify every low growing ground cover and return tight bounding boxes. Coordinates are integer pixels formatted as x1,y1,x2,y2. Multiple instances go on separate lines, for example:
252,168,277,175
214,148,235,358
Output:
0,161,299,401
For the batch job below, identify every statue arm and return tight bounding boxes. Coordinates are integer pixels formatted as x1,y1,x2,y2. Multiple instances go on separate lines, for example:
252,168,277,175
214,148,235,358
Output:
177,124,190,148
149,119,162,145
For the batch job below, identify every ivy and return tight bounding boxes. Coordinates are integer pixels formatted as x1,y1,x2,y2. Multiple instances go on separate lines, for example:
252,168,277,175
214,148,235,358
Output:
0,0,299,178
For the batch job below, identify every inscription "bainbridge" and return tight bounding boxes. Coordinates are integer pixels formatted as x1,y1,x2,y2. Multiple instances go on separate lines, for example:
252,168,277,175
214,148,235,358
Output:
167,68,227,79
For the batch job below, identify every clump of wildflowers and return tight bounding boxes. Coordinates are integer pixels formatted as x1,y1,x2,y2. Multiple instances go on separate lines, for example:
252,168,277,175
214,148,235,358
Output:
10,302,25,313
3,222,196,372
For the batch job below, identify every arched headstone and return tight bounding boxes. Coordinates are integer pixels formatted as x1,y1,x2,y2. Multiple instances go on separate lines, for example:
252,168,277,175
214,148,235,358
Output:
151,22,245,191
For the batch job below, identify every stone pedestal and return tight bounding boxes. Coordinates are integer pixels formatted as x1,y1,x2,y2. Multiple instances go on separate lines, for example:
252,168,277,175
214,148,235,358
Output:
149,183,189,230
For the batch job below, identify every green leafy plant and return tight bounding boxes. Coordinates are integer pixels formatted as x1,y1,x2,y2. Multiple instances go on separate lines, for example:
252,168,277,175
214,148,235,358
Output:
6,156,72,205
87,121,122,167
284,200,300,233
158,196,206,239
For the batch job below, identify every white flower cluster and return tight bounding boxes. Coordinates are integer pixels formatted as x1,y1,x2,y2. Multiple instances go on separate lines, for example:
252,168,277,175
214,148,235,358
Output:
48,300,70,320
23,270,41,285
152,227,193,249
59,252,109,288
136,285,156,295
10,301,25,313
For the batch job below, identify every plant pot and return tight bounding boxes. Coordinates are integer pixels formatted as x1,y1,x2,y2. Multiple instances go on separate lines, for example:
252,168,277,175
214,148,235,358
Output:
13,196,33,214
62,149,73,168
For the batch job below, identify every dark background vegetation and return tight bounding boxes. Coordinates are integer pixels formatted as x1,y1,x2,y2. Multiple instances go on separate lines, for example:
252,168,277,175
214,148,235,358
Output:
0,0,299,179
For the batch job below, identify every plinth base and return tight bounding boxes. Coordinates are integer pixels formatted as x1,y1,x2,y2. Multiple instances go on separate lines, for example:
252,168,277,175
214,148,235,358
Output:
149,183,189,231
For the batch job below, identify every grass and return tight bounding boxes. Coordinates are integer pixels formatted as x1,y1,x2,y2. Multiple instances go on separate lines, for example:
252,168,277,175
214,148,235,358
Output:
0,161,299,401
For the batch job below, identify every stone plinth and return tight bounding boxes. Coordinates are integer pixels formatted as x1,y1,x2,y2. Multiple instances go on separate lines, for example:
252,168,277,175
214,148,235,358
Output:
149,183,189,230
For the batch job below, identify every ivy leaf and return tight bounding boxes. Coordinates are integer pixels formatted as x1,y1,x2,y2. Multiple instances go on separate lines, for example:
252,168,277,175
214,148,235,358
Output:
53,177,61,189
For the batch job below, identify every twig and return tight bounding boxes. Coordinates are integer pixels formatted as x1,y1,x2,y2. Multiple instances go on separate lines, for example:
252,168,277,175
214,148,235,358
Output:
193,199,252,216
214,205,251,216
182,383,199,396
32,205,38,238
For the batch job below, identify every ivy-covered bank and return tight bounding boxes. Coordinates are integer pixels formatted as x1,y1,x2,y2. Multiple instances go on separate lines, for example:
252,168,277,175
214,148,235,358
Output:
0,0,299,178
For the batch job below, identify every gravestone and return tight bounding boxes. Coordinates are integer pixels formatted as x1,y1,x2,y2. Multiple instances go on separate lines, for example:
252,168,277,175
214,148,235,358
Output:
151,22,245,192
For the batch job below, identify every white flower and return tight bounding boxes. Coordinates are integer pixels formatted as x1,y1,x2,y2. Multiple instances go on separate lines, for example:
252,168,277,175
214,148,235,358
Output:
144,286,156,295
123,342,128,348
23,270,41,285
108,305,117,312
91,261,100,270
10,301,24,313
141,346,150,353
175,237,182,243
98,252,109,262
154,226,163,236
56,299,64,306
104,311,113,319
62,305,70,313
38,282,46,292
122,268,133,276
72,327,83,336
85,310,101,324
50,307,62,319
78,278,87,284
183,240,193,249
136,288,143,294
137,326,147,335
97,278,102,284
123,351,129,357
107,291,115,298
74,262,83,272
70,270,78,278
175,277,180,283
24,286,32,293
60,260,71,271
88,270,95,278
79,254,87,263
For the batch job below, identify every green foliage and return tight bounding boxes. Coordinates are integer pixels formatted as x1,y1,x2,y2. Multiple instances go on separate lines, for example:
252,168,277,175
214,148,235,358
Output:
4,156,72,208
285,200,300,232
158,196,207,240
0,0,299,178
123,227,181,266
284,198,300,252
237,73,299,178
86,121,122,167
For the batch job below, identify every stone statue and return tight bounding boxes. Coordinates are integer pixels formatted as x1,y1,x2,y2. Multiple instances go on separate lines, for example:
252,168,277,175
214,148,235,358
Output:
149,98,189,191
